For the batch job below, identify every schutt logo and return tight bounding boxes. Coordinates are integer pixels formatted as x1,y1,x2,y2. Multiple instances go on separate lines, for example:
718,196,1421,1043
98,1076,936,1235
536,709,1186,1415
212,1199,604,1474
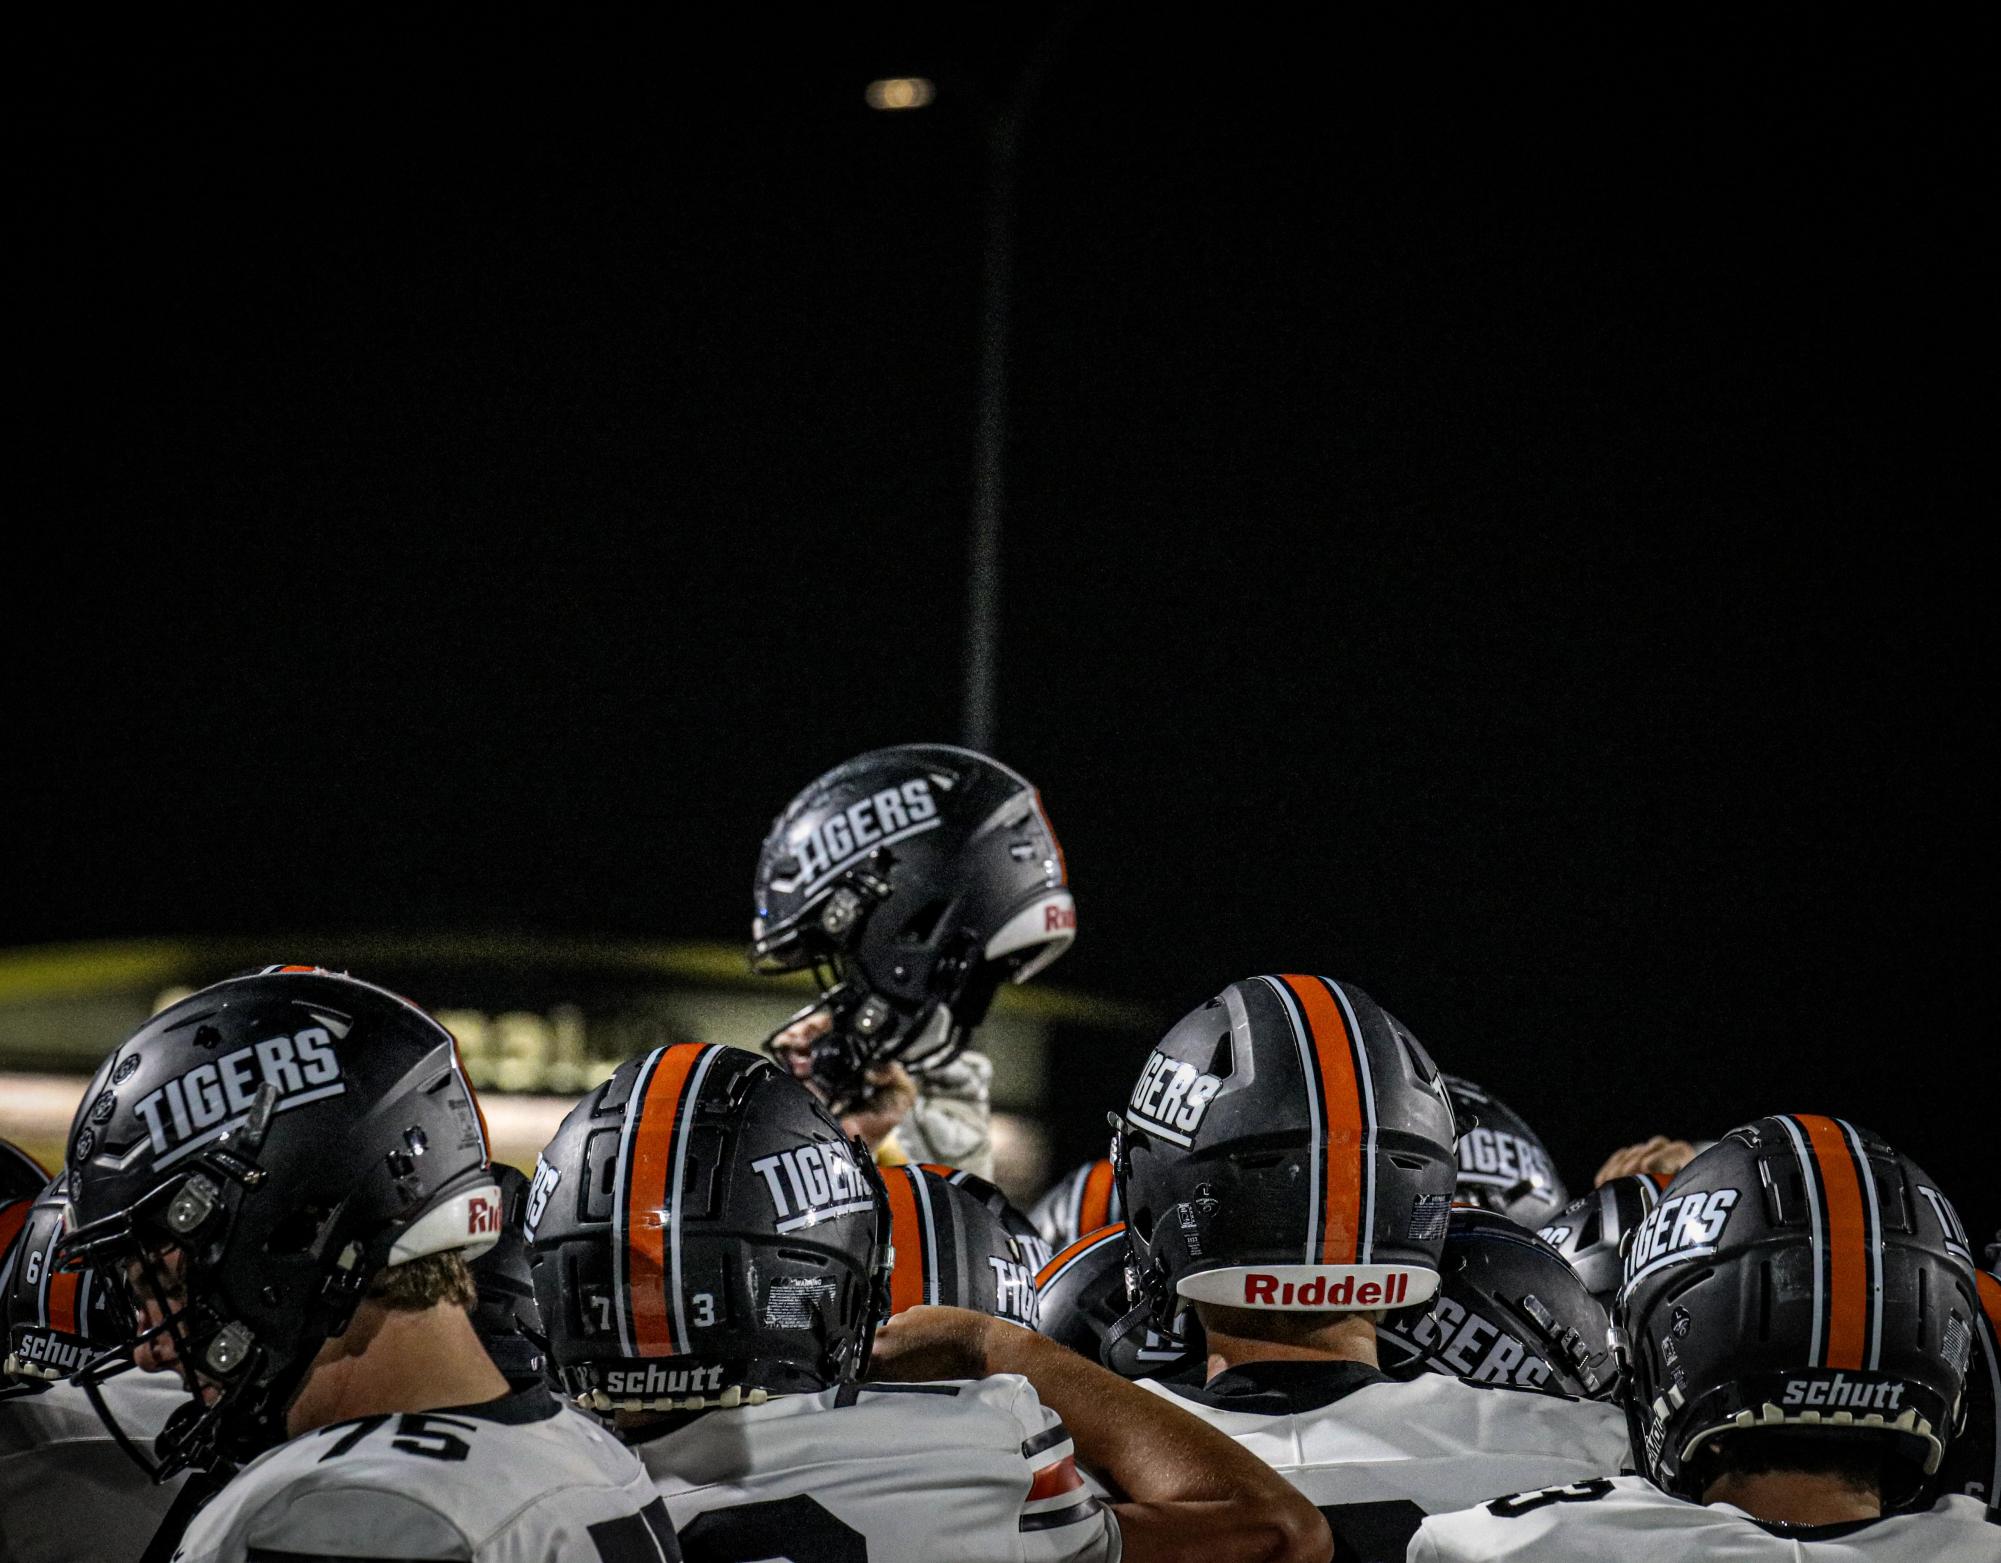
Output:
1779,1374,1905,1411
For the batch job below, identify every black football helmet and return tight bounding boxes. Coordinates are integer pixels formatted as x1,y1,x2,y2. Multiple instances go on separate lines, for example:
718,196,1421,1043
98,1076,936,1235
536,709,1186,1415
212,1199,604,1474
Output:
56,967,503,1476
1,1138,45,1204
1922,1257,1999,1506
750,744,1074,1103
1378,1206,1617,1399
526,1043,890,1412
469,1164,546,1381
3,1172,125,1386
1114,975,1458,1337
884,1166,1039,1328
1444,1074,1569,1230
1028,1156,1123,1253
1614,1115,1981,1506
1539,1173,1667,1311
1033,1223,1203,1378
916,1162,1052,1274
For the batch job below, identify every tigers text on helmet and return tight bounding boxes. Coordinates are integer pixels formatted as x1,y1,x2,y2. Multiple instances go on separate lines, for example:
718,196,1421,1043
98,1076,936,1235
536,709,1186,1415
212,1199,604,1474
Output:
1377,1206,1618,1399
1112,975,1459,1336
882,1166,1039,1329
1443,1074,1569,1230
1538,1173,1666,1311
1613,1114,1981,1506
524,1043,890,1413
750,744,1073,1102
1033,1223,1203,1379
55,967,501,1476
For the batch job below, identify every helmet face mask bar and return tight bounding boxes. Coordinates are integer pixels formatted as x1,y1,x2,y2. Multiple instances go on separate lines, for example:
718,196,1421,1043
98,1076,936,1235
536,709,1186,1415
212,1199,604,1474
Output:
751,744,1074,1104
56,967,503,1479
1612,1115,1981,1509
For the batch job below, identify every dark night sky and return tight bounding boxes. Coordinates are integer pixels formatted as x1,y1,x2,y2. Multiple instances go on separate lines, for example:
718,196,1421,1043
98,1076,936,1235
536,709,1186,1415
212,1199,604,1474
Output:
11,15,1990,1233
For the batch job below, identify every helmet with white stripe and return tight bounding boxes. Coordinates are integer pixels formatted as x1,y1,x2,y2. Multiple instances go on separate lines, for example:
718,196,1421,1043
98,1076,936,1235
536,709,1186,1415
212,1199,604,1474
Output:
526,1043,890,1411
883,1166,1039,1328
1538,1172,1666,1310
1614,1116,1980,1505
750,744,1074,1104
1112,975,1459,1337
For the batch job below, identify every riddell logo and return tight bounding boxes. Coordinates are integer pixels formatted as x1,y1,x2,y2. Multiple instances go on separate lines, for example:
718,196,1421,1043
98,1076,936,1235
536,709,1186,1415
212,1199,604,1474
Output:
1044,903,1076,933
1243,1271,1413,1307
466,1191,502,1237
1779,1374,1905,1412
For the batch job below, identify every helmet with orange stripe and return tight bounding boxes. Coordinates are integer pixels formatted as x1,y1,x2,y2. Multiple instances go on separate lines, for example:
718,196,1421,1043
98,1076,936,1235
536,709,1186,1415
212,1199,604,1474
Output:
3,1172,123,1388
1614,1115,1983,1506
915,1162,1052,1274
882,1166,1040,1328
1033,1223,1203,1379
1027,1156,1123,1254
1111,975,1459,1341
0,1138,49,1297
1537,1172,1667,1310
750,744,1074,1105
1443,1074,1570,1229
525,1043,891,1412
55,967,503,1476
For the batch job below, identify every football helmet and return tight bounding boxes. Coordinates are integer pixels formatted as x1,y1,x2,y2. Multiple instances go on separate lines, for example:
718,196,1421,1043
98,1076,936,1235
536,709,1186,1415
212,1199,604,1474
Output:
0,1138,45,1203
884,1166,1039,1328
1034,1223,1202,1378
917,1162,1052,1274
1028,1156,1122,1252
3,1172,124,1385
750,744,1073,1102
56,967,502,1476
1443,1074,1569,1229
1377,1206,1617,1399
1925,1257,1998,1506
1113,975,1459,1336
469,1163,546,1381
1539,1173,1667,1311
526,1042,890,1412
1614,1115,1980,1505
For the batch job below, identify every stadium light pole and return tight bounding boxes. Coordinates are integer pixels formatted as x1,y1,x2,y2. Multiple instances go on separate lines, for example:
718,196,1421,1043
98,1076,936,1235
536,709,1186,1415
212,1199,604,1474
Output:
867,22,1073,754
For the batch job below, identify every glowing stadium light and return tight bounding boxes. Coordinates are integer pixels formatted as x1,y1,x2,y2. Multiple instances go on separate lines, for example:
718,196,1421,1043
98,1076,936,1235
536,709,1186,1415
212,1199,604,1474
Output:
865,77,935,111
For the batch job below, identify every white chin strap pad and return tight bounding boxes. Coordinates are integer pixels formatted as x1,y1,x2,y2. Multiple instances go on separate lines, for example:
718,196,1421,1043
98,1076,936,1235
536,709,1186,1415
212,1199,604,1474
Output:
985,890,1077,984
388,1181,504,1265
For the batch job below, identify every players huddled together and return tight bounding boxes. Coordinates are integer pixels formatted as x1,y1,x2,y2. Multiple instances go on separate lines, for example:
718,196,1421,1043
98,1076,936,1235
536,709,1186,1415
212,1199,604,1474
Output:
1,743,1995,1562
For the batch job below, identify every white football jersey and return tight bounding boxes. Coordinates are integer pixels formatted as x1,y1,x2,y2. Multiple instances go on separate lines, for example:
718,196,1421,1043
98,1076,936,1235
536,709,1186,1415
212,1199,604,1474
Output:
0,1369,192,1563
632,1375,1120,1563
1408,1474,1999,1561
172,1384,676,1562
1138,1360,1627,1563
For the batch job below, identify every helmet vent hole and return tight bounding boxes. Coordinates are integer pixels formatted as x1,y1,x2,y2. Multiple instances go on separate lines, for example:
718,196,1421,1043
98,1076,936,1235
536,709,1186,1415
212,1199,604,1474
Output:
1758,1260,1775,1340
1399,1035,1441,1085
1206,1032,1235,1081
1237,1153,1283,1171
1388,1153,1430,1171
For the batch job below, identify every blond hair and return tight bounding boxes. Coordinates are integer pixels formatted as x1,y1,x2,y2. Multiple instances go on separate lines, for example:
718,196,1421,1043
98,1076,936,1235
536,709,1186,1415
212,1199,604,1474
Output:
367,1250,479,1312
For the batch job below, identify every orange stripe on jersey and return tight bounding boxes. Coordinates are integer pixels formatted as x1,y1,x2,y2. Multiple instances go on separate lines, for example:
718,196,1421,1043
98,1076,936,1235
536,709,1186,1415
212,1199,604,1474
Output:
1976,1269,2001,1333
48,1270,80,1335
1027,1455,1084,1501
627,1045,704,1355
1036,1222,1125,1289
1079,1159,1117,1233
1278,974,1367,1265
0,1199,29,1262
882,1168,927,1315
1794,1114,1870,1370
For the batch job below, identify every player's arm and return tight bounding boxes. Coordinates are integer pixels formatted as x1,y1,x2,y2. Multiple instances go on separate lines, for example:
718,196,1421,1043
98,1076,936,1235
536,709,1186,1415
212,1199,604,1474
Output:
870,1306,1331,1563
